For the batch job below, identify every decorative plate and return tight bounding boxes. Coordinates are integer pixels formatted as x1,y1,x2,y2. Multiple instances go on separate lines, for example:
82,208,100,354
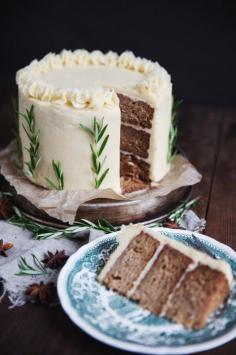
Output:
57,228,236,354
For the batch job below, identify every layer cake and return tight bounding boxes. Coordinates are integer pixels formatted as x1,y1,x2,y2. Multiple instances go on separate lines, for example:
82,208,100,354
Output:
16,50,172,192
98,224,233,329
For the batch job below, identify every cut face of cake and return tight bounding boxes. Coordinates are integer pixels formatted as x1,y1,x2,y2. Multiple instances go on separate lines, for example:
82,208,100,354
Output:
16,50,172,191
98,225,233,329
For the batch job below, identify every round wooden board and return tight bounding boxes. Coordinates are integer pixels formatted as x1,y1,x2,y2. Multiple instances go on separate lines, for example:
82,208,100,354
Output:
5,182,192,227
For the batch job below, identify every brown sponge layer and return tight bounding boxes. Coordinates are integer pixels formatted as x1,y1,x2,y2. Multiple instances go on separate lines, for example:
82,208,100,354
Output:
120,152,150,183
102,232,159,296
164,264,230,329
121,176,150,194
118,93,154,129
131,245,192,314
120,125,150,159
118,92,154,190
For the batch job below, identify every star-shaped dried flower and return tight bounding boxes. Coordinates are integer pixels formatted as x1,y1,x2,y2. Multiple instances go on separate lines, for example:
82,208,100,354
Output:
0,195,13,220
26,282,57,305
41,250,69,269
0,239,14,257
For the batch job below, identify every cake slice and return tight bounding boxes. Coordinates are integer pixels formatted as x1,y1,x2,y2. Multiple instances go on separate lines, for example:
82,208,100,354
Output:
98,224,233,329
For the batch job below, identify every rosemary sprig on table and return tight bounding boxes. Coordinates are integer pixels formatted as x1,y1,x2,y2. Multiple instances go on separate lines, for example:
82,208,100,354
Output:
16,254,48,276
80,117,109,188
9,207,115,240
19,105,41,177
167,197,200,224
11,96,22,160
148,197,201,228
45,160,64,190
167,98,183,163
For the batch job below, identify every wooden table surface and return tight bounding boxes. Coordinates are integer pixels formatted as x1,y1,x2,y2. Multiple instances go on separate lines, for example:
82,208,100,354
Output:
0,98,235,355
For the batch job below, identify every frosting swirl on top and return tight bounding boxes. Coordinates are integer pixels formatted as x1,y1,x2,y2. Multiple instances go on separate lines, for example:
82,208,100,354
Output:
16,50,171,109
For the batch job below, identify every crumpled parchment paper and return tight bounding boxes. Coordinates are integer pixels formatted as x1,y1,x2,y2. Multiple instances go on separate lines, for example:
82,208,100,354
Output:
0,141,202,224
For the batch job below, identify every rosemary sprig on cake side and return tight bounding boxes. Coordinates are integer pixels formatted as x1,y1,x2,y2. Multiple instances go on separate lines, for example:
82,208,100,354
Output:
11,96,22,161
45,160,64,190
80,117,109,188
167,98,183,163
19,105,41,178
9,206,115,240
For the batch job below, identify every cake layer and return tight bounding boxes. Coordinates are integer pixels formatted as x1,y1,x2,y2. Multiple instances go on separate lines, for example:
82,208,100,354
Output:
120,152,150,182
118,93,154,129
131,245,192,314
163,265,230,329
101,232,159,295
121,177,149,194
120,125,150,159
98,224,233,329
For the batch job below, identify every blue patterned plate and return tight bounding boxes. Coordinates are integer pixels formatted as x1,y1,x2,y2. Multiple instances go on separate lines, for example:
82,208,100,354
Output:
57,228,236,354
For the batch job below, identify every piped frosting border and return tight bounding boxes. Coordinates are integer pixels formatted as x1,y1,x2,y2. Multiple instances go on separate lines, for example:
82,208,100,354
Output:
16,50,171,109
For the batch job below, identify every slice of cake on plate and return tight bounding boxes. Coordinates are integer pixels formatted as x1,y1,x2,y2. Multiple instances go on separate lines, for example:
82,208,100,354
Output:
16,50,172,192
98,224,233,329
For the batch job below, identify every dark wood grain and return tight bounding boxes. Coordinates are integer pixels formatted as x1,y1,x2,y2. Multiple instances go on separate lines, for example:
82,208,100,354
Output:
178,106,223,218
205,110,236,248
0,105,236,355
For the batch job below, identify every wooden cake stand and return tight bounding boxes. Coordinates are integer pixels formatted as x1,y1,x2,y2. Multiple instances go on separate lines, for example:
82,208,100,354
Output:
3,181,191,227
0,147,192,227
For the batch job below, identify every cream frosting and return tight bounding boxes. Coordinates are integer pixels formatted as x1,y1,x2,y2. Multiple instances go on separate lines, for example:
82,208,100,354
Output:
98,224,234,288
19,93,121,191
16,49,171,109
17,49,172,190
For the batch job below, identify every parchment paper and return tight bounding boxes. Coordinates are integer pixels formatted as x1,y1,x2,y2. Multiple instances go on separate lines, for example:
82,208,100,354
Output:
0,141,202,224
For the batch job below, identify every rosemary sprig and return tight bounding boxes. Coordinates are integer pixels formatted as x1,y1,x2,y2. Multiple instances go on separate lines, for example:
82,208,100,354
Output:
9,207,115,240
19,105,41,177
11,96,22,161
16,254,48,276
45,160,64,190
149,196,201,228
167,197,200,224
80,117,109,188
167,98,183,163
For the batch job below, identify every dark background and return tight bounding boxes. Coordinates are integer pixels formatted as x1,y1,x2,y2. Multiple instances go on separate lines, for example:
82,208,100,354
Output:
0,0,236,107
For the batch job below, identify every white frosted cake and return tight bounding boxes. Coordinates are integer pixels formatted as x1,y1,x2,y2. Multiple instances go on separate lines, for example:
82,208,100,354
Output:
16,50,173,192
98,224,233,329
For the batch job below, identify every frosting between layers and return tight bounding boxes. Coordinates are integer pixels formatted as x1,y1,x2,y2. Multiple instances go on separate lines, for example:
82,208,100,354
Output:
160,261,199,316
127,243,166,297
16,50,171,109
98,225,234,288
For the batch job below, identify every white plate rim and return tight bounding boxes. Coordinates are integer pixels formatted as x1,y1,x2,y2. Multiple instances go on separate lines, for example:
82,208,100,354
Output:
57,227,236,354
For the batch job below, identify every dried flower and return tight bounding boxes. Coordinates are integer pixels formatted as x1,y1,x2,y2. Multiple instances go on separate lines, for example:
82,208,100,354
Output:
0,239,13,257
42,250,69,269
26,282,57,305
